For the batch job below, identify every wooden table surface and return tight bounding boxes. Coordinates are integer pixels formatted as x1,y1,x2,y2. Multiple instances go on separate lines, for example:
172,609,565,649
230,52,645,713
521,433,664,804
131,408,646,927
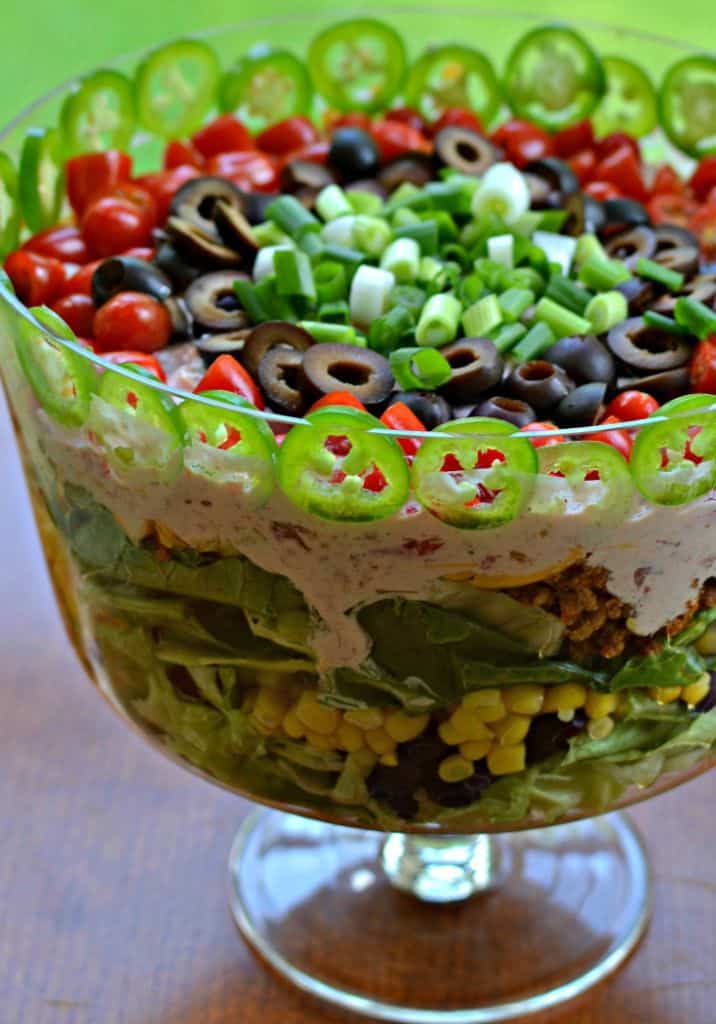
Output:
1,391,714,1024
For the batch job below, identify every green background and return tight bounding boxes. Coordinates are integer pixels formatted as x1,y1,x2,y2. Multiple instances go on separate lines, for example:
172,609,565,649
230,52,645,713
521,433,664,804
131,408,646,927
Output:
0,0,712,128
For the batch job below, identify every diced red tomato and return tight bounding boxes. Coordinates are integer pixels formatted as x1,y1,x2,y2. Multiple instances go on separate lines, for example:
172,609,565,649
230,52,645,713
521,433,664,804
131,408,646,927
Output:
362,466,388,492
583,180,622,202
22,225,89,263
81,195,155,259
57,258,103,298
194,353,264,408
596,132,640,162
689,199,716,258
163,139,204,169
689,336,716,393
102,350,167,382
309,391,368,413
192,114,252,159
121,246,155,261
257,116,319,156
650,163,685,197
605,390,659,421
689,157,716,201
278,140,330,170
50,293,97,337
591,415,634,459
4,250,67,306
430,106,483,137
369,119,433,162
648,192,699,227
204,150,280,192
491,119,555,168
93,292,172,353
325,111,372,133
569,149,597,185
553,119,595,158
593,145,647,203
65,151,132,217
135,165,200,222
380,401,427,459
519,421,566,448
385,107,428,134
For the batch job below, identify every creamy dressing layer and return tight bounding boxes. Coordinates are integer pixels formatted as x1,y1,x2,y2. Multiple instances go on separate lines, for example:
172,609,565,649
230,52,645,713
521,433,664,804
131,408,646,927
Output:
38,420,716,671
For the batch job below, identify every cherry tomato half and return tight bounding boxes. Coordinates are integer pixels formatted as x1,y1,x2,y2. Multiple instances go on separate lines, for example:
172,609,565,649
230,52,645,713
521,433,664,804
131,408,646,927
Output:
650,163,685,197
689,156,716,201
689,337,716,393
569,149,597,185
50,293,97,337
81,196,155,259
102,350,167,382
309,391,367,413
369,119,432,162
648,192,699,227
380,401,427,459
4,250,67,306
57,258,103,298
135,165,200,222
163,139,204,169
596,132,640,162
278,140,330,170
430,106,483,137
520,422,566,448
605,390,660,421
93,291,172,353
192,114,252,158
325,111,372,133
689,200,716,258
553,119,595,158
385,106,428,134
22,225,89,263
204,150,280,192
194,353,264,408
590,416,634,460
593,145,647,203
491,119,555,168
65,150,132,217
257,116,319,156
584,180,622,201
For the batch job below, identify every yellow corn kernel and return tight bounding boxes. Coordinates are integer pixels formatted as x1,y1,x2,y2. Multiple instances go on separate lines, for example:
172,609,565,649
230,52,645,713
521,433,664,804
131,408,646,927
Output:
305,730,338,751
282,709,305,740
491,714,531,746
365,727,397,755
450,707,495,741
584,691,619,719
682,674,711,708
488,743,526,776
253,687,290,730
384,710,430,743
380,752,399,767
471,701,507,723
344,708,384,731
696,623,716,656
295,691,341,735
459,739,491,761
438,754,475,783
542,684,587,714
649,685,682,705
438,719,463,746
337,721,364,753
352,749,378,773
504,685,545,716
587,716,615,740
463,688,503,711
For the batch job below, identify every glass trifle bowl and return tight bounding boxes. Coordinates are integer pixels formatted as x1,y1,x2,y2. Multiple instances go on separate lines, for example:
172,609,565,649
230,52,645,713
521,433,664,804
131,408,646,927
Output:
1,9,716,1021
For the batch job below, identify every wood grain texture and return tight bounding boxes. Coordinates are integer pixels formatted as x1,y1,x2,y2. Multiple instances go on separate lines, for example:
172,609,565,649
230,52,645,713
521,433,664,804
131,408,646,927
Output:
0,390,714,1024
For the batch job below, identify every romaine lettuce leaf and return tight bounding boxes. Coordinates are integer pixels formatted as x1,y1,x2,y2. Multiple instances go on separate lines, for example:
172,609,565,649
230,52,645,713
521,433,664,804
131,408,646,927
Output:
608,644,707,691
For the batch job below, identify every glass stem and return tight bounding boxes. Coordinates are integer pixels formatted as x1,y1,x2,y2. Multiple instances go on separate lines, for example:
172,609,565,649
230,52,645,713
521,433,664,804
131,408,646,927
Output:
380,832,503,903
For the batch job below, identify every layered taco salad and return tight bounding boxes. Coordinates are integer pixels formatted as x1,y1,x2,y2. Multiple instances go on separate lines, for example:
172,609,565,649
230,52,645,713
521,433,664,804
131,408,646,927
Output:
0,19,715,830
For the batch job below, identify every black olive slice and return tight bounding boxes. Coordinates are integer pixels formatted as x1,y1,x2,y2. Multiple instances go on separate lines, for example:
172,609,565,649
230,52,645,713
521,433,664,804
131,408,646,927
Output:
242,320,314,378
280,160,335,194
378,155,434,193
555,381,607,426
391,390,452,428
164,296,193,339
437,337,503,403
615,366,691,399
169,176,245,240
166,217,242,269
154,240,202,289
600,198,651,237
328,127,380,182
607,317,691,370
652,272,716,316
523,173,553,209
91,256,173,307
524,157,580,197
615,276,658,315
196,329,252,366
242,191,280,225
654,245,700,277
258,348,309,416
604,226,656,266
506,361,574,412
654,223,699,252
472,395,536,428
213,199,259,259
184,271,249,331
433,127,501,176
300,343,394,405
563,192,605,236
544,334,616,386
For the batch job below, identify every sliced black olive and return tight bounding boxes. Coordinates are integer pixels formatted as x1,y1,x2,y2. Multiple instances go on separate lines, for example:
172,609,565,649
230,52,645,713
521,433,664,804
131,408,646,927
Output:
169,176,245,240
391,390,452,429
378,155,434,193
242,191,280,225
555,381,607,426
434,127,501,176
652,272,716,315
213,199,259,259
164,296,193,339
600,198,651,237
328,127,380,182
607,316,691,370
166,217,243,269
91,256,173,307
525,712,587,764
615,366,691,399
654,223,699,252
154,240,202,289
603,226,656,266
196,329,252,366
472,395,536,428
544,334,616,386
523,172,553,209
616,276,658,315
300,343,394,406
242,320,314,378
438,337,503,403
346,178,388,200
654,245,700,277
280,159,336,194
506,361,574,412
563,192,605,236
524,157,580,197
258,348,309,416
184,271,249,332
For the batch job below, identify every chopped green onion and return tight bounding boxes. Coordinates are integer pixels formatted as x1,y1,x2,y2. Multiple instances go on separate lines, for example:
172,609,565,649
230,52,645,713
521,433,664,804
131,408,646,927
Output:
526,242,551,276
253,221,291,247
394,219,439,255
642,310,692,335
380,237,421,282
636,257,685,292
473,257,508,292
274,248,316,302
578,256,631,291
545,275,592,315
575,233,608,266
388,284,427,321
458,273,485,305
322,214,357,247
498,287,534,323
428,209,459,243
346,188,383,216
384,181,430,214
674,296,716,339
424,180,473,214
462,294,503,337
390,346,452,390
418,256,444,284
512,322,555,362
266,194,319,239
487,233,514,269
391,206,422,228
511,211,543,237
316,184,353,222
533,297,591,337
472,162,530,224
488,322,527,353
536,210,568,233
532,231,577,275
314,260,347,303
585,290,628,334
440,242,471,269
253,244,293,282
298,231,324,258
415,292,463,347
368,306,414,354
320,243,365,278
354,215,392,256
298,321,363,345
349,265,395,327
318,299,350,324
233,277,269,324
503,266,546,296
254,275,295,321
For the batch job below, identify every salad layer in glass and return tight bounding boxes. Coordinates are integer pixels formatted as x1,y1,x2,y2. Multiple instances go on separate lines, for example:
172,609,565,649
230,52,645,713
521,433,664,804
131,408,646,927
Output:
0,17,715,831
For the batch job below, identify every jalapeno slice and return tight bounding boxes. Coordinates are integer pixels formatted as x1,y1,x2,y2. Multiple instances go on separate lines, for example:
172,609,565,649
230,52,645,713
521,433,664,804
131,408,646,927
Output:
0,152,20,258
15,306,96,428
659,55,716,157
219,50,313,134
404,45,501,125
277,407,410,522
529,440,634,522
179,388,277,505
135,39,221,138
308,18,406,112
593,57,657,138
60,70,136,156
631,394,716,505
18,127,64,233
503,26,605,132
411,417,537,529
